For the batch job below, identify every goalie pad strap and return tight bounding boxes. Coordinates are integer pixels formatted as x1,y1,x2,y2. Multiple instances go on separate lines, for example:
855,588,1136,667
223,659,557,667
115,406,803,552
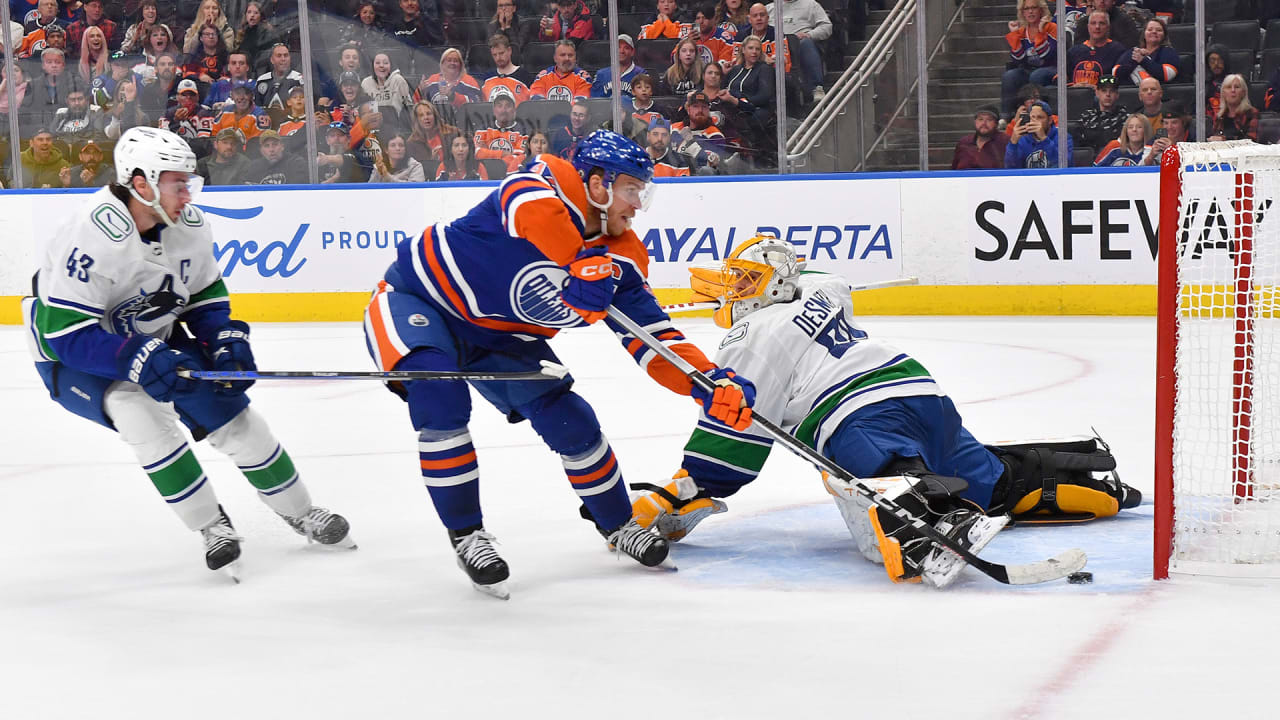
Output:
629,482,682,507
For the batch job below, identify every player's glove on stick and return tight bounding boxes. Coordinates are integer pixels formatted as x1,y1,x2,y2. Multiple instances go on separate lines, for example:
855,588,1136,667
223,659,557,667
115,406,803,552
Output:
118,336,199,403
561,247,617,324
209,320,256,395
692,367,755,431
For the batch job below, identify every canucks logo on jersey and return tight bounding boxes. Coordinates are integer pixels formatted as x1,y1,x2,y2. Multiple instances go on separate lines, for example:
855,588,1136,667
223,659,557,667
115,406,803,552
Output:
110,274,187,337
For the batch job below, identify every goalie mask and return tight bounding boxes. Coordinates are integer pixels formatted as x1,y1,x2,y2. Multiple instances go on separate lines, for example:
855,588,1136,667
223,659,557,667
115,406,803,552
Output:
689,234,804,328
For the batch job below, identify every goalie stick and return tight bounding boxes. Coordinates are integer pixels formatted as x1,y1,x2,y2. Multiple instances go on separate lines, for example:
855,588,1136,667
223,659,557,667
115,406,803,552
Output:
660,276,922,314
606,305,1086,586
181,360,571,382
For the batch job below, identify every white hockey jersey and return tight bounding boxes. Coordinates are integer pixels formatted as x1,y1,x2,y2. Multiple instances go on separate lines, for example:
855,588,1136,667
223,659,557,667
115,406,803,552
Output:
25,186,228,370
682,273,944,483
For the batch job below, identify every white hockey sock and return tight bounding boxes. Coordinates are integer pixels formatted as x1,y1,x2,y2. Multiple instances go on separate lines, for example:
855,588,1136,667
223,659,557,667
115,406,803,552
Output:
104,383,220,531
207,408,312,519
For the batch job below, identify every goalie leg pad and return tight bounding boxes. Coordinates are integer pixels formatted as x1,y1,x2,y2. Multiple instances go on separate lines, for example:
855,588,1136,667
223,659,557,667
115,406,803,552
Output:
630,470,728,541
986,435,1141,523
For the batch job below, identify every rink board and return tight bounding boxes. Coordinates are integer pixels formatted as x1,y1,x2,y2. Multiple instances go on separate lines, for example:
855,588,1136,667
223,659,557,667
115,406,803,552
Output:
0,167,1176,323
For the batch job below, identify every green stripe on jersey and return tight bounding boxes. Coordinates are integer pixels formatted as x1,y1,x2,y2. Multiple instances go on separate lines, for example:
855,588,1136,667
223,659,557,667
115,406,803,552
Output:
148,449,206,498
684,428,772,474
188,278,229,306
33,299,99,360
243,449,298,492
795,358,933,448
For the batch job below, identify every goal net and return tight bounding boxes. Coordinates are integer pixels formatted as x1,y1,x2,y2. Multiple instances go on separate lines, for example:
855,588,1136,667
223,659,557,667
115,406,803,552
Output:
1156,140,1280,579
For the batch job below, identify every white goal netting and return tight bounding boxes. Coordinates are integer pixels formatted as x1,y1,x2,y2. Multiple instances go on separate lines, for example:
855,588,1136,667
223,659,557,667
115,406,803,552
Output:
1169,140,1280,577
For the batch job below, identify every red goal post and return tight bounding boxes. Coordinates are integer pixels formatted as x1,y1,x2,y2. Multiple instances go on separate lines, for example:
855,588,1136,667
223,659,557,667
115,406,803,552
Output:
1155,140,1280,579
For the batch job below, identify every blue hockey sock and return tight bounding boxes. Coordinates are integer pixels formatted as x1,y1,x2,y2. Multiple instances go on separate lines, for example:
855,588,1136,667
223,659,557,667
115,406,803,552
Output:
563,435,631,533
418,427,482,531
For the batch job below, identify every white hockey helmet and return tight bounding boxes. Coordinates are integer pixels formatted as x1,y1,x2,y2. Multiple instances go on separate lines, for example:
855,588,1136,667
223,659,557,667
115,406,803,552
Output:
114,126,201,226
689,233,804,328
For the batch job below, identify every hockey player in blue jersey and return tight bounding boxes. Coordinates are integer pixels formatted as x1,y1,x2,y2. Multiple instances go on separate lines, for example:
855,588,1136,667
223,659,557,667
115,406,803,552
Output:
23,127,353,581
628,235,1141,587
364,129,756,598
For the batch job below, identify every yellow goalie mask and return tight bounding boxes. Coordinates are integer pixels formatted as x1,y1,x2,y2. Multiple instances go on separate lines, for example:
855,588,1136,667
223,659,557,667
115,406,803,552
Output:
689,234,805,328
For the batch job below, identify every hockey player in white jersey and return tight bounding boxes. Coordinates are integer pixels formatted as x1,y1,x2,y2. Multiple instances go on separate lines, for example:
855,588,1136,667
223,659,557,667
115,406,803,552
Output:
630,234,1139,587
22,126,352,580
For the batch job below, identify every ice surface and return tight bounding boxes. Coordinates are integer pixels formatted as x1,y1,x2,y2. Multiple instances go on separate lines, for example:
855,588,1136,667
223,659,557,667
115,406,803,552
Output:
2,317,1277,719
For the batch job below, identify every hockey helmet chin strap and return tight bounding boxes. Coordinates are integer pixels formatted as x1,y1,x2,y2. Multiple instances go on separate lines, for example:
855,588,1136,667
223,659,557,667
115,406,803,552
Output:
129,174,204,228
587,172,654,234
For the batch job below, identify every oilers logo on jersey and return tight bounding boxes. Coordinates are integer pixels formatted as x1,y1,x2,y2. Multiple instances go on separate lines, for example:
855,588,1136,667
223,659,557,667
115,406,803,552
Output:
509,263,577,327
109,275,188,336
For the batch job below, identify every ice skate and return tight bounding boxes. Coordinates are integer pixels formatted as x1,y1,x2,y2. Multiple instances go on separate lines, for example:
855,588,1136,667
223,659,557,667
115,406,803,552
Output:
281,506,356,549
606,518,674,569
921,512,1010,589
449,527,510,600
202,505,243,583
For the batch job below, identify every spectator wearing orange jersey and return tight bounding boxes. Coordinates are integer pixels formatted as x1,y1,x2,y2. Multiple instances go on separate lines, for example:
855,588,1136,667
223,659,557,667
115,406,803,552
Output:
210,84,271,142
645,117,692,177
641,0,695,39
630,74,672,128
416,48,482,107
277,84,309,153
530,40,591,101
482,35,533,105
735,3,790,73
474,94,530,173
692,3,735,68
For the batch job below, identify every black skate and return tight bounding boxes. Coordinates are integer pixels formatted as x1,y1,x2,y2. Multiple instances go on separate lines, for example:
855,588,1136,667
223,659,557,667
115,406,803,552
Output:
606,518,673,569
281,507,356,549
202,506,243,582
449,526,510,600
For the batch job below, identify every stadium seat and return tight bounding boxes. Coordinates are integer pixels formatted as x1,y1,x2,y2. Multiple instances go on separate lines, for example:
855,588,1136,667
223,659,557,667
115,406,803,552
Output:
635,39,678,73
1072,146,1096,167
1212,20,1262,54
1167,24,1197,54
459,102,496,134
469,43,497,72
1262,48,1280,85
1250,81,1267,112
580,41,612,72
480,158,509,179
1227,49,1255,80
583,98,616,128
1267,19,1280,49
517,99,572,133
452,18,490,48
1175,52,1196,83
524,42,559,72
618,13,649,37
1163,83,1195,110
1118,87,1139,109
1258,112,1280,143
1066,86,1095,121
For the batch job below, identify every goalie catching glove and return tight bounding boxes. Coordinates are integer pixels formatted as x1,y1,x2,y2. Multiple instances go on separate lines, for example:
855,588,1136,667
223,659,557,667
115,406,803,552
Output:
630,470,728,541
985,435,1140,523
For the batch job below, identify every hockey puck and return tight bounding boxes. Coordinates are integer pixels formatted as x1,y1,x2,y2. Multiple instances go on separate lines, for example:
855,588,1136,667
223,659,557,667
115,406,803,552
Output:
1067,571,1093,584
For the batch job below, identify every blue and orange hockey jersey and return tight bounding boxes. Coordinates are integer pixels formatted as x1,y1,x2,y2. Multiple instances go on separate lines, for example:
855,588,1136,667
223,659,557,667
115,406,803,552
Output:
384,154,715,395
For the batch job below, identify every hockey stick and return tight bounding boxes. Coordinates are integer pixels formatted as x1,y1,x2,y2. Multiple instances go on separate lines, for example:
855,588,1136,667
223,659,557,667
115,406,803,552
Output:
607,305,1085,586
660,276,922,314
180,360,571,382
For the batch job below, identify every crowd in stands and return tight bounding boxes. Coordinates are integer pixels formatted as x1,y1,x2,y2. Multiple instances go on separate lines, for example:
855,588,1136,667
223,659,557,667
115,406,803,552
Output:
955,0,1280,170
0,0,861,187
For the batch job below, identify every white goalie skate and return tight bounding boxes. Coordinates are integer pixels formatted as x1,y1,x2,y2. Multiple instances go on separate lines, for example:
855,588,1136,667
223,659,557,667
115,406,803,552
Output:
921,512,1010,589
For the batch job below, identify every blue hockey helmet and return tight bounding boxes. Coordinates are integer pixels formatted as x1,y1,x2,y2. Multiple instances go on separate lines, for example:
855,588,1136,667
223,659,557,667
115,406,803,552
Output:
571,129,656,214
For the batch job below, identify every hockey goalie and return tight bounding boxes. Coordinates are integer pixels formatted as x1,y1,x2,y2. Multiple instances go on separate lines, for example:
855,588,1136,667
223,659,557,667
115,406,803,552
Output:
631,234,1142,587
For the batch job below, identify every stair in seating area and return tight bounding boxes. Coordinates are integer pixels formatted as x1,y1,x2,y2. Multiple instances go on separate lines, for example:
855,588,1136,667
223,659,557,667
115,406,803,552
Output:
864,0,1017,171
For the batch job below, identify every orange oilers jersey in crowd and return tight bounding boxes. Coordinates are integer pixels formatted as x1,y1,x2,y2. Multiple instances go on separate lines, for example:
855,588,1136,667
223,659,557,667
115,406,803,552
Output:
639,17,695,39
696,37,735,68
474,123,530,172
529,68,592,101
210,108,271,140
277,115,306,137
482,76,532,106
382,153,715,395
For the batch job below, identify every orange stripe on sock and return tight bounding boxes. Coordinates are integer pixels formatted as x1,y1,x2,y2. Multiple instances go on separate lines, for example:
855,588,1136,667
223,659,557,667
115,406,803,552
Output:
568,454,617,485
420,451,478,471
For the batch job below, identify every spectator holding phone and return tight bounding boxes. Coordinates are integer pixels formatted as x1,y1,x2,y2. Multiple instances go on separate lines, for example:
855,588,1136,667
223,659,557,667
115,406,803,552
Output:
1005,100,1072,168
1001,0,1056,121
1143,101,1189,166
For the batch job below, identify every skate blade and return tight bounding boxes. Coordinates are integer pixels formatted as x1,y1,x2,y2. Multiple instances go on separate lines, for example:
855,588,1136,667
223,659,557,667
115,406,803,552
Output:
221,561,243,584
325,534,358,550
472,580,510,600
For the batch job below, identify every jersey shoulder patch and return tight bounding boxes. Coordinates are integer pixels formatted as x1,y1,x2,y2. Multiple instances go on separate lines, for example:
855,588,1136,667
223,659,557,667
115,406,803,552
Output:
179,203,205,227
719,321,749,349
88,202,135,243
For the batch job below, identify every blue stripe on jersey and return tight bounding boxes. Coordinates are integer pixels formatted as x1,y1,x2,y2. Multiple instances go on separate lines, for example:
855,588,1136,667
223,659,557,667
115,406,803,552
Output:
47,296,104,316
808,353,911,413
